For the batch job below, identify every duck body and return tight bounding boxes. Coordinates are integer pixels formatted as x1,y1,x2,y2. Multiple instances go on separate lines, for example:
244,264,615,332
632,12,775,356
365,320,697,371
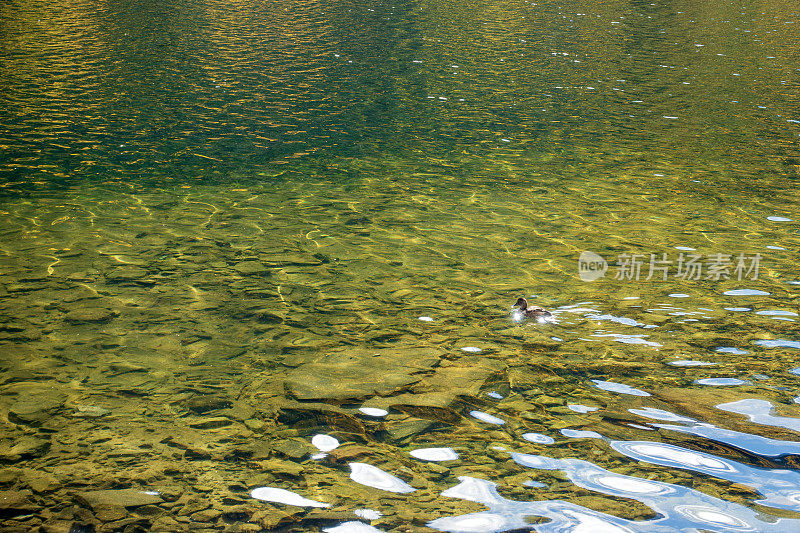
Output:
513,297,552,320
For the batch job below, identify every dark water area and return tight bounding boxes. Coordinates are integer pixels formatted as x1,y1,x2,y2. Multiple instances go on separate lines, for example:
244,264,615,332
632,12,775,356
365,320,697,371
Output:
3,0,800,188
1,0,800,532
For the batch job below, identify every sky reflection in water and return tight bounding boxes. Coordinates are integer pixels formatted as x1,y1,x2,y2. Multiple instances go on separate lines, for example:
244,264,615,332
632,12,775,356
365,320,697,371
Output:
631,405,800,457
427,422,800,531
316,381,800,531
427,446,800,533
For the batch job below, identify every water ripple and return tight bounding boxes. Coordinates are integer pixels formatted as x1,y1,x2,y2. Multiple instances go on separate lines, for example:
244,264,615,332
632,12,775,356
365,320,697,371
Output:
591,380,651,396
755,339,800,349
511,452,800,531
612,440,800,513
630,406,800,457
348,463,415,493
717,399,800,433
429,453,800,532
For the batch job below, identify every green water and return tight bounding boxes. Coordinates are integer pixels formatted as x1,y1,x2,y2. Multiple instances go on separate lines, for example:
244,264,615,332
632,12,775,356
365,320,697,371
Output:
1,0,799,531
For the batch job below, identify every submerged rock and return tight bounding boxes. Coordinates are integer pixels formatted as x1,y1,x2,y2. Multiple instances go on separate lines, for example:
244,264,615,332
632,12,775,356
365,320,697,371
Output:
182,395,233,414
191,508,222,522
388,393,462,424
8,399,61,426
64,307,118,323
233,261,269,275
93,503,127,522
285,365,419,401
0,467,21,484
0,436,51,460
105,265,148,282
328,445,377,463
0,490,38,517
385,419,438,444
108,362,147,375
278,401,366,434
423,359,505,398
71,405,110,418
273,439,315,460
21,468,61,493
257,458,303,477
77,488,163,509
188,416,233,429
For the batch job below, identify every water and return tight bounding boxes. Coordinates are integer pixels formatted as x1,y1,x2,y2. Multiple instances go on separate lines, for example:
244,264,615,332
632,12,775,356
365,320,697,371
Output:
1,0,799,531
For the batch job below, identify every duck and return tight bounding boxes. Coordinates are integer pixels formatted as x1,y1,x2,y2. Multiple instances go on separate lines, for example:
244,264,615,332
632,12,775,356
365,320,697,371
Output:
513,297,552,320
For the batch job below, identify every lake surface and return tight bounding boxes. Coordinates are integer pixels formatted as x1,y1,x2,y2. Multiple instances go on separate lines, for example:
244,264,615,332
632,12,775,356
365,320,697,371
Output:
1,0,799,531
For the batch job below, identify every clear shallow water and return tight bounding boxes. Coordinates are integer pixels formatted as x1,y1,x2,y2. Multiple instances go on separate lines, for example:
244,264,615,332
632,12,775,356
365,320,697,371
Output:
1,0,800,532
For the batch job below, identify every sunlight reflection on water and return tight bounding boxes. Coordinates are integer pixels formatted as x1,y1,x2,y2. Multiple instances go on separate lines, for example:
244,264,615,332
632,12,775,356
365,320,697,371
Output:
2,1,800,528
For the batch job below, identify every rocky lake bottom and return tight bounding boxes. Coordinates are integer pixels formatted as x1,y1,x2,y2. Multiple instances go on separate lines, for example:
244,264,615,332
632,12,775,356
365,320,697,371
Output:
0,171,798,532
